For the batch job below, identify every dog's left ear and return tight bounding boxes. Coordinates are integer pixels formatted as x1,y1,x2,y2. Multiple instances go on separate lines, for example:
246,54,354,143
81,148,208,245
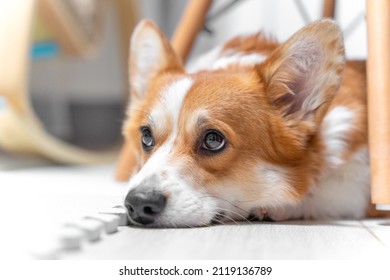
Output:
259,19,345,126
129,20,184,107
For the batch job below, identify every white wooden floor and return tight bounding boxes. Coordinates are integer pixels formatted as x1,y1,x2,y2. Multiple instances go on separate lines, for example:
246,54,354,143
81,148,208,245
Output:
1,163,389,260
62,219,390,260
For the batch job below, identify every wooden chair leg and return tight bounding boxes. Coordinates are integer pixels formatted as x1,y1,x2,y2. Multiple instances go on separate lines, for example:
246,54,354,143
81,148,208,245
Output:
0,0,116,164
171,0,213,62
366,0,390,209
322,0,336,18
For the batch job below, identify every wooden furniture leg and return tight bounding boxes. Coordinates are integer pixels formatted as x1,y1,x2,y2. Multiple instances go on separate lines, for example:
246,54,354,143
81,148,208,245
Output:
0,0,115,164
171,0,213,63
322,0,335,18
366,0,390,210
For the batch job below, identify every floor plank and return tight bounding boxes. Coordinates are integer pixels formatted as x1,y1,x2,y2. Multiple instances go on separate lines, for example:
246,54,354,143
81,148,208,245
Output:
62,220,389,260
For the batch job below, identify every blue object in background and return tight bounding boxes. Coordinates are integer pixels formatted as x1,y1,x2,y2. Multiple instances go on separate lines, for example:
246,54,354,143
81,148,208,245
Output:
31,41,59,60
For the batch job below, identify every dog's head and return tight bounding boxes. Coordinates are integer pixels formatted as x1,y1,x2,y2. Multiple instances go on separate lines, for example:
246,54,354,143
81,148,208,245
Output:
122,19,345,227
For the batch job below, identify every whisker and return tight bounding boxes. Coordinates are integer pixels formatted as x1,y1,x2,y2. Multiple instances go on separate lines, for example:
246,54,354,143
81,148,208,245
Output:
215,213,240,225
211,218,227,226
199,194,253,215
214,206,252,224
220,208,252,224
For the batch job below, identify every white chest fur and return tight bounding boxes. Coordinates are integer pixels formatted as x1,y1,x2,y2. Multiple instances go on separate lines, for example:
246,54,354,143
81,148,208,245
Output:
304,106,371,219
301,149,370,219
267,106,371,221
268,149,370,221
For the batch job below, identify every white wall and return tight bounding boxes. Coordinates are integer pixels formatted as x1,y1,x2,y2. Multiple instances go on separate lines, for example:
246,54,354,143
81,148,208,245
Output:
187,0,367,61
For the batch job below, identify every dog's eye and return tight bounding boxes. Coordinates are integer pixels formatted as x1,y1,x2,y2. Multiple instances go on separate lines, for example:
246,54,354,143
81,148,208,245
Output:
201,130,226,152
140,126,154,151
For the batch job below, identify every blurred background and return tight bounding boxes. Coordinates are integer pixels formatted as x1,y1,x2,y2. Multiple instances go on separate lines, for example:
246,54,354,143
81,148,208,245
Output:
0,0,367,167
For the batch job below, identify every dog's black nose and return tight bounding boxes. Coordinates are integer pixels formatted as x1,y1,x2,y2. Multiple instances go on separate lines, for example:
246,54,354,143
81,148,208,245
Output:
124,189,167,225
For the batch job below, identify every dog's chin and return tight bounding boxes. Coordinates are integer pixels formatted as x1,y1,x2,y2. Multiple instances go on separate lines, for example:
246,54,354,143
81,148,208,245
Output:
126,212,218,228
128,219,214,229
126,209,267,228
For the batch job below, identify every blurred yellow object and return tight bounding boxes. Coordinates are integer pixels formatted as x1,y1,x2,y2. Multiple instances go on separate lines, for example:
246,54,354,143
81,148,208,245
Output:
32,15,53,42
0,0,132,164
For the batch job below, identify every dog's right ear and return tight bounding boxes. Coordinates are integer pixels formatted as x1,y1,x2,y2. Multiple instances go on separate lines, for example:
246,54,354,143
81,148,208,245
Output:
129,20,184,107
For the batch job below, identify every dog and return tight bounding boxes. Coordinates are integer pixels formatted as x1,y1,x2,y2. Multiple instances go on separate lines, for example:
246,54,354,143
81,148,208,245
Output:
121,18,375,227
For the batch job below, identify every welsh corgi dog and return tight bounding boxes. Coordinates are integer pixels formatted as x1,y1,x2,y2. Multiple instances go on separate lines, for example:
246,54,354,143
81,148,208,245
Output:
122,19,374,227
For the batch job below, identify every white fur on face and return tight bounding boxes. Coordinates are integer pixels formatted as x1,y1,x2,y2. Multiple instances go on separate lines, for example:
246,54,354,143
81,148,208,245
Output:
126,137,220,227
126,77,221,227
149,77,193,134
191,163,298,224
128,78,195,187
226,163,295,212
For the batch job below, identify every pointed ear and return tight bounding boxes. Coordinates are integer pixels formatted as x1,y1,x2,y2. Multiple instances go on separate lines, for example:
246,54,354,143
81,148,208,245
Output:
259,19,345,126
129,20,184,106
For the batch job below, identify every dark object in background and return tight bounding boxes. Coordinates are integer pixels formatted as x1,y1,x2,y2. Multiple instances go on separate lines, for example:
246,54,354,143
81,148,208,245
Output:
32,96,123,151
69,101,123,150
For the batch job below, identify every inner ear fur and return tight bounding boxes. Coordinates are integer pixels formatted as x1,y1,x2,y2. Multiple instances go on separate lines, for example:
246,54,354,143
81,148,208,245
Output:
258,19,345,126
129,19,184,107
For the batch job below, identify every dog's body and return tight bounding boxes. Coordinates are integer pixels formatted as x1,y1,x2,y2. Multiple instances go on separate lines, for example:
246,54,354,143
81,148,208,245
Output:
122,19,374,227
